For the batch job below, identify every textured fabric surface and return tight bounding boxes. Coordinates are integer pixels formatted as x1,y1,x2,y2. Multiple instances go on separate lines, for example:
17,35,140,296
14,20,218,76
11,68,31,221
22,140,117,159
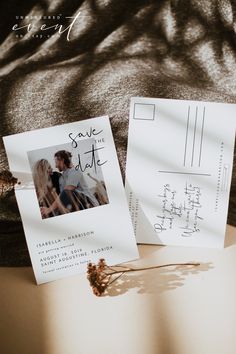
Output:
0,0,235,266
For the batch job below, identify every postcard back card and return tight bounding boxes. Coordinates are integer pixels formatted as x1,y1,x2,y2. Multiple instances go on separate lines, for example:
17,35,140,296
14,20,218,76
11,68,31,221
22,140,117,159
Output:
125,97,236,248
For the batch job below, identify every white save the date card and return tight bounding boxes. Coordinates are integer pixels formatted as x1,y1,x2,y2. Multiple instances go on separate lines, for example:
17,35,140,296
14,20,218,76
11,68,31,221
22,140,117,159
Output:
3,116,138,284
125,97,236,248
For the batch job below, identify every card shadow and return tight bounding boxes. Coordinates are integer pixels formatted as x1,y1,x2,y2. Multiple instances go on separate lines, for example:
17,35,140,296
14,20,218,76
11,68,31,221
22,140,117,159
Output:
224,225,236,247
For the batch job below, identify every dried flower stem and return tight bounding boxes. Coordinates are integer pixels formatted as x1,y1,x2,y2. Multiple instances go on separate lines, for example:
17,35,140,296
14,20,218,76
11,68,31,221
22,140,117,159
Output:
102,262,200,276
87,259,200,296
0,169,20,198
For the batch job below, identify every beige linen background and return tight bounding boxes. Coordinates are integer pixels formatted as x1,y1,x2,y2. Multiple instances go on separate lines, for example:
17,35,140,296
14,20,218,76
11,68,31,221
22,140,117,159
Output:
0,0,235,265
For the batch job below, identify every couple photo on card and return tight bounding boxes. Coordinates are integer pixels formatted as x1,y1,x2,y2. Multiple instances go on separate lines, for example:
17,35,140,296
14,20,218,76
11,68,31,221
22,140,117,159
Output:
28,141,109,219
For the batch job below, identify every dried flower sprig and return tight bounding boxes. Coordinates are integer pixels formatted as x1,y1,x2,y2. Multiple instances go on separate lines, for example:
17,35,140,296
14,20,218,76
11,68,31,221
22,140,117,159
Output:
0,169,20,198
87,258,200,296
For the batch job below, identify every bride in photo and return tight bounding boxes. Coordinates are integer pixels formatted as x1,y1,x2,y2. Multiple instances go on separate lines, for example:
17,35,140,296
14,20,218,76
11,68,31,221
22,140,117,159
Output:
32,159,67,218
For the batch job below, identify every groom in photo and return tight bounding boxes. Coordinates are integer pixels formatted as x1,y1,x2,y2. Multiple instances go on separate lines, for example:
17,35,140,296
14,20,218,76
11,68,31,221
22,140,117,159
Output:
41,150,99,217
